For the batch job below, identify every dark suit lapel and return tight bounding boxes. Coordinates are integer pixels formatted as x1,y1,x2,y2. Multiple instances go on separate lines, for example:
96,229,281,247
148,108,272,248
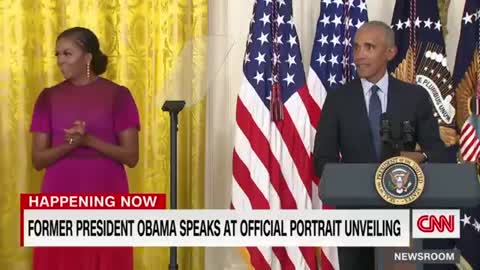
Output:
386,75,401,119
387,76,405,146
350,78,371,132
352,78,369,121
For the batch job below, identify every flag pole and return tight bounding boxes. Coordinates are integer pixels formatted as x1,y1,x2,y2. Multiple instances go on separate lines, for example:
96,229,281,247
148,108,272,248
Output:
162,100,186,270
477,19,480,94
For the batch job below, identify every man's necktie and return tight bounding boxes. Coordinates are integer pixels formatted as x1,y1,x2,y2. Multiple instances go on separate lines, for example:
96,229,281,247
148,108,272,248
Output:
369,85,382,160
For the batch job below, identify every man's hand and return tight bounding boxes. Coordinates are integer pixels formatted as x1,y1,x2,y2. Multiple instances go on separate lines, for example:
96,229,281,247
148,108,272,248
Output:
400,151,425,164
439,126,459,147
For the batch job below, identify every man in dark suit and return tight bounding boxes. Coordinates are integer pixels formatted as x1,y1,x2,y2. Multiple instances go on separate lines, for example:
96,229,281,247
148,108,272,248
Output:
313,21,448,270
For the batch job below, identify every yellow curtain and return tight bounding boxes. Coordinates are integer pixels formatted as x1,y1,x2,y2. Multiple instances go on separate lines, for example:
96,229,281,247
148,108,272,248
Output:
0,1,207,269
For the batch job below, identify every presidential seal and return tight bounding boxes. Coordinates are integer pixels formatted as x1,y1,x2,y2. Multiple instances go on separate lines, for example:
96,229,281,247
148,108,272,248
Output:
375,156,425,205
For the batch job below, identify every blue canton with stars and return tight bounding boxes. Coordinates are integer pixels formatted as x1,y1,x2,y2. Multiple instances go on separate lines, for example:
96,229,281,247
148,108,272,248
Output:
458,207,480,269
243,0,306,107
310,0,368,92
452,0,480,87
389,0,447,72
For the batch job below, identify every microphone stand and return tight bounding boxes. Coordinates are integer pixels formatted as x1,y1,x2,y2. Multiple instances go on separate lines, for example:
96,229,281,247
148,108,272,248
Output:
380,115,396,160
162,100,186,270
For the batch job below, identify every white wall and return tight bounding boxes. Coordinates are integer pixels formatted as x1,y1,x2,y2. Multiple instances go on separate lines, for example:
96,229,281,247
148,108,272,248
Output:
205,1,465,269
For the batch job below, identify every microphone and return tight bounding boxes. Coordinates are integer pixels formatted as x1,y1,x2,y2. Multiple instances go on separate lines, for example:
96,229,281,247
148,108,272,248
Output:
380,113,395,159
402,120,416,151
380,113,391,144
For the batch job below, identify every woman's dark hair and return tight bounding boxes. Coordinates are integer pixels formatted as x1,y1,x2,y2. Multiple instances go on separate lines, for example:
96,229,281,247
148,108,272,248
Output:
57,27,108,75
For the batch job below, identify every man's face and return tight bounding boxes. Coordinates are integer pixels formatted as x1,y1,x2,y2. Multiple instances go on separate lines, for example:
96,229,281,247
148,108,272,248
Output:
353,27,397,83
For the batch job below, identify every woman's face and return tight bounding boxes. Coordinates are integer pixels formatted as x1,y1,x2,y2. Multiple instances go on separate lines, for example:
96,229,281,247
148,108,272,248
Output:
55,37,91,80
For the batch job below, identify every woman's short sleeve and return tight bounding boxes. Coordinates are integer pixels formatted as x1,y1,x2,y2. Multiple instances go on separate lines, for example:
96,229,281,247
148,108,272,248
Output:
113,87,141,133
30,89,51,133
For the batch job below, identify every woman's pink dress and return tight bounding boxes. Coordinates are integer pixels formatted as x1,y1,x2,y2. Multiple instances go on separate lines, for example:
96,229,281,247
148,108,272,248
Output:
30,77,140,270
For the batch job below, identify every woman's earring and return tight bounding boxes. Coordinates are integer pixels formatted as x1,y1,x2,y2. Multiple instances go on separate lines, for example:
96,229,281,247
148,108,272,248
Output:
87,63,91,81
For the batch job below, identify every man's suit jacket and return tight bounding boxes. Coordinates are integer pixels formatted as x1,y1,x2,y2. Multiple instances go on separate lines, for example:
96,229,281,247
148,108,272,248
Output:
313,75,448,177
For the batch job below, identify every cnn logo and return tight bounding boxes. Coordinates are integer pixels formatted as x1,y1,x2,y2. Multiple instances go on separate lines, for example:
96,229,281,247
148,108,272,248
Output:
412,210,460,239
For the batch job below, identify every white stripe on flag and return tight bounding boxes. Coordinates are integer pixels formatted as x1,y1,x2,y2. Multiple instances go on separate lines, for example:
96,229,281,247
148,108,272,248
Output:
231,177,252,210
322,245,340,270
465,140,479,161
460,124,473,147
234,124,281,208
307,67,328,109
460,124,475,154
284,92,316,154
473,145,480,162
258,246,279,270
285,246,308,270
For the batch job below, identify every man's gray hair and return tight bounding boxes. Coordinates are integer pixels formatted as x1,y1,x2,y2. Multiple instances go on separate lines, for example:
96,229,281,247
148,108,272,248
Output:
358,20,396,47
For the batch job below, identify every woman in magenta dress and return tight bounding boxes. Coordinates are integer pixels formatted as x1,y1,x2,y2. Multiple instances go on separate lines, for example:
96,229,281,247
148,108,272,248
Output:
30,27,139,270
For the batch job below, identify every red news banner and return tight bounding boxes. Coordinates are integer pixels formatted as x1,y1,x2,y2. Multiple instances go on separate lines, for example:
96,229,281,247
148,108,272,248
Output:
21,194,166,209
20,194,166,246
21,194,412,247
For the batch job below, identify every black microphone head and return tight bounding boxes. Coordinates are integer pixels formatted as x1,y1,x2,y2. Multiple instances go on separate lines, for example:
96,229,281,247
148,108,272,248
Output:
402,120,415,133
402,120,415,148
380,113,391,142
379,113,397,159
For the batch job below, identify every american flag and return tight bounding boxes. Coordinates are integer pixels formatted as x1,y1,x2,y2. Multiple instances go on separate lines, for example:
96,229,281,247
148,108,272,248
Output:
232,0,319,269
455,1,480,269
458,99,480,270
307,0,368,108
456,0,480,163
460,97,480,162
307,1,368,270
